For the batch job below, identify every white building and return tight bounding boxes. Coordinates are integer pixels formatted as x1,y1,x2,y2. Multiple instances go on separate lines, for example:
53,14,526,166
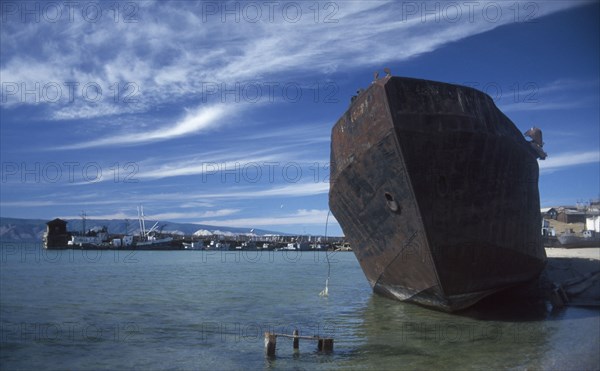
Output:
586,215,600,233
541,219,555,237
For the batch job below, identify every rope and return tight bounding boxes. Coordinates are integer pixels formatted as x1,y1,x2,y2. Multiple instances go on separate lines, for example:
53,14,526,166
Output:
319,210,331,297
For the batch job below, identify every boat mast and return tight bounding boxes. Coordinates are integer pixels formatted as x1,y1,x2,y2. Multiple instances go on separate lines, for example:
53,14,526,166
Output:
80,210,86,235
137,205,147,240
141,205,147,238
147,221,159,235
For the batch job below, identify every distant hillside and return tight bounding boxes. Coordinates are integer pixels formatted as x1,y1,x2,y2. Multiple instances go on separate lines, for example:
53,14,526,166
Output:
0,217,285,242
0,218,49,241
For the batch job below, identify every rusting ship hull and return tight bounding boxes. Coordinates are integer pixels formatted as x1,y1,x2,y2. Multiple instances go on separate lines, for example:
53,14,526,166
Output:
329,76,547,311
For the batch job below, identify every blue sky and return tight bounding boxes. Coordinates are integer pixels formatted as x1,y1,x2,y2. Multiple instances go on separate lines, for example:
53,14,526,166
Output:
1,1,598,236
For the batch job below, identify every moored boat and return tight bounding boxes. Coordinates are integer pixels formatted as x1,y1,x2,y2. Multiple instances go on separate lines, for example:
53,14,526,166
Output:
183,241,205,250
557,230,600,248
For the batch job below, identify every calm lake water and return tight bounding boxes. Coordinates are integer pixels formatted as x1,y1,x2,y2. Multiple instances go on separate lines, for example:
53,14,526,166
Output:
1,242,598,370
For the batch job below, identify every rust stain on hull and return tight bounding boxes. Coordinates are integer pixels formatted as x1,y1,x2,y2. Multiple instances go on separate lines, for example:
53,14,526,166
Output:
329,76,547,312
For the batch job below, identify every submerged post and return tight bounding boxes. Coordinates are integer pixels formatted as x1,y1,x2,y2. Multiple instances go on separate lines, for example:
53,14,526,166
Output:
264,332,277,357
318,338,334,352
264,330,334,356
293,329,299,349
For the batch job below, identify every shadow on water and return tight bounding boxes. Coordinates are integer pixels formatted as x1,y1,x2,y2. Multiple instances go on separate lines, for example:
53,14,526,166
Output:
457,284,551,322
457,256,600,322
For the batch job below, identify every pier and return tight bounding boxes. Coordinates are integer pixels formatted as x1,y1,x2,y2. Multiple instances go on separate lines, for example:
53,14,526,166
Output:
264,330,333,357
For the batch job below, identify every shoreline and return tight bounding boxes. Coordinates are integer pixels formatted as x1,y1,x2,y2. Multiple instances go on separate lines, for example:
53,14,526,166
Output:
542,247,600,308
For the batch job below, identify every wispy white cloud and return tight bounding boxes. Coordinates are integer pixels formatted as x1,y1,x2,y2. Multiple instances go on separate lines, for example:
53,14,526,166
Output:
1,1,595,233
140,181,330,201
0,181,330,213
179,201,215,208
140,182,330,201
230,182,329,198
137,156,279,180
1,0,588,153
56,103,232,149
199,208,337,228
500,78,599,113
2,1,587,120
533,78,600,95
137,154,325,181
0,200,62,208
540,150,600,173
58,208,241,221
502,100,590,112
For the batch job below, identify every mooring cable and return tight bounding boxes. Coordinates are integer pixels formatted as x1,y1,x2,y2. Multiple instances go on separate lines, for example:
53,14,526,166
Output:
319,209,332,297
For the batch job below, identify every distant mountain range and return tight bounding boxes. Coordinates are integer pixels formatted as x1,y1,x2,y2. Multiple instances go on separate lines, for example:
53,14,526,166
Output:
0,217,285,242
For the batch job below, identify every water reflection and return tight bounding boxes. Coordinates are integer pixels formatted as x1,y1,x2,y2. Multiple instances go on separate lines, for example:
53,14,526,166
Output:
342,295,551,369
339,289,598,370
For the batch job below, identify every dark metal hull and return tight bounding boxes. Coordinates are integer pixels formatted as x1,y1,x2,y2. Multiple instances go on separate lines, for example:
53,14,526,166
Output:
329,76,547,311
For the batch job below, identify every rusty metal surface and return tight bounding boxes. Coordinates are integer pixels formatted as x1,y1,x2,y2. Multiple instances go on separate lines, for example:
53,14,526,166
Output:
329,76,547,311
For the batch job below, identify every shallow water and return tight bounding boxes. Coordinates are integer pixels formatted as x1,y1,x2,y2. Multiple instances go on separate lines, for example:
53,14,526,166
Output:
1,243,598,370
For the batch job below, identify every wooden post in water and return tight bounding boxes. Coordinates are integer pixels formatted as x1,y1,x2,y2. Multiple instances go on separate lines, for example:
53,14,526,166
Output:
293,329,299,350
550,284,568,309
264,331,334,356
318,338,334,352
264,332,277,357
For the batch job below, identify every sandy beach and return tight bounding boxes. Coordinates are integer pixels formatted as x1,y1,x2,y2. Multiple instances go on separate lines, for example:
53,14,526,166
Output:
545,247,600,260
